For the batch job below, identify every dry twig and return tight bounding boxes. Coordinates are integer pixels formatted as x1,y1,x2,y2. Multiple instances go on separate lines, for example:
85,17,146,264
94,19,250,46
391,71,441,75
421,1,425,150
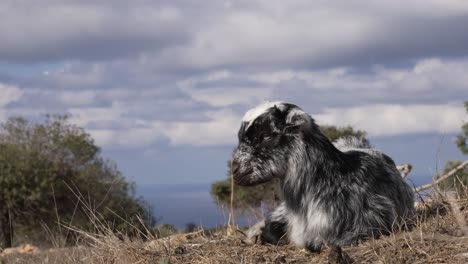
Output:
414,160,468,193
446,192,468,235
227,159,236,236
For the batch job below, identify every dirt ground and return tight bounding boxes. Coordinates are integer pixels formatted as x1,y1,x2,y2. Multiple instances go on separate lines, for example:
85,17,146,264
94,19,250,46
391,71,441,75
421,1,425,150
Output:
1,198,468,264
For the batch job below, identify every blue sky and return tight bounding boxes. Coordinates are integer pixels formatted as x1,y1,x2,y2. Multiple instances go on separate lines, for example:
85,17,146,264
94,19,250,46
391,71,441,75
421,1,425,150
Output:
1,0,467,190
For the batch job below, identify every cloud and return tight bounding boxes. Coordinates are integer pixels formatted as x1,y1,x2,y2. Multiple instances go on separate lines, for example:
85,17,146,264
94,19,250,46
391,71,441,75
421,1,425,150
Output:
67,103,126,128
267,58,468,111
3,1,468,188
153,102,466,147
176,57,468,112
186,87,271,107
74,108,241,148
75,101,467,148
0,82,23,122
314,103,466,136
157,0,468,70
87,126,165,148
2,1,468,149
59,90,96,106
2,0,468,70
159,102,466,146
0,1,188,62
162,109,241,146
179,71,272,107
4,56,468,148
0,83,23,107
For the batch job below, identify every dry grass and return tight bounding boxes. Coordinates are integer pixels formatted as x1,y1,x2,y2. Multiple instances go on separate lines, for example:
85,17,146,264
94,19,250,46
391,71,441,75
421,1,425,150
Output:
1,188,468,264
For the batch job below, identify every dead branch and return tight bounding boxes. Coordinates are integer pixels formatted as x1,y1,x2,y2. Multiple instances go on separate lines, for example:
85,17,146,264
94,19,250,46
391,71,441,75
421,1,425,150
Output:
227,159,236,236
414,160,468,193
445,192,468,235
397,164,413,179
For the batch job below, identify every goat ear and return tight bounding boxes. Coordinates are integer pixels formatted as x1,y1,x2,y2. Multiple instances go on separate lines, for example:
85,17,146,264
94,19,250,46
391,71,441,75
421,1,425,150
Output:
283,109,310,134
272,105,282,116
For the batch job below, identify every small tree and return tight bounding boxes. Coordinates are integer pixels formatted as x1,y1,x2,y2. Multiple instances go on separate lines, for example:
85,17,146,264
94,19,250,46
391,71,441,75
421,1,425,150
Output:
210,125,369,216
438,160,468,195
439,101,468,194
0,116,153,248
455,101,468,155
319,125,369,145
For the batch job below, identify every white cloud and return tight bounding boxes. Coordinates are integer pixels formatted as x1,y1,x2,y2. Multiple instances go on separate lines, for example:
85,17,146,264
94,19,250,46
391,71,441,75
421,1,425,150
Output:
2,0,468,150
163,109,241,146
259,57,468,113
14,57,468,148
183,83,272,107
59,90,96,106
167,3,374,68
43,63,105,87
0,109,6,123
81,108,241,148
67,103,126,127
0,83,24,123
85,109,241,148
2,1,468,70
159,102,466,147
5,55,468,149
3,0,468,187
376,0,468,17
0,83,23,107
157,0,468,70
314,103,466,136
87,129,115,146
87,126,165,148
66,103,242,148
0,1,187,62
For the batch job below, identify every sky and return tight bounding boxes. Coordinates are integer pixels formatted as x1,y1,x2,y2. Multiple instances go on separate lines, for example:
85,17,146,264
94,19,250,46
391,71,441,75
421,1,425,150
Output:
1,0,467,192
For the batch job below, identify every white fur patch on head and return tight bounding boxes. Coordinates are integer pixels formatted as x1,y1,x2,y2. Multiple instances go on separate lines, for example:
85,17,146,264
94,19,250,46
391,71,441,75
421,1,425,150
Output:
242,101,286,129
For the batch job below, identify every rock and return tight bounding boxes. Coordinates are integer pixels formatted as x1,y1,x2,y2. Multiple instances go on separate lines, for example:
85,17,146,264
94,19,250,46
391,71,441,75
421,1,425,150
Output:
174,245,187,254
0,244,39,256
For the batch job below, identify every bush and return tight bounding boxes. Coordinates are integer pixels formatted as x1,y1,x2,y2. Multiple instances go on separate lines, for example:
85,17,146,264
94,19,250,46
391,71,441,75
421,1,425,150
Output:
0,115,153,248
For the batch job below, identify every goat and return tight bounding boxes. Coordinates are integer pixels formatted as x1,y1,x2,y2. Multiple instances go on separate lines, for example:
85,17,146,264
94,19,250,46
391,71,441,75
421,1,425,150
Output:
231,101,415,251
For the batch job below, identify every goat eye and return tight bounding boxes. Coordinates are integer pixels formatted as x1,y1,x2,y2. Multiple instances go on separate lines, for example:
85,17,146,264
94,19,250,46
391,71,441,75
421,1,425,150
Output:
261,133,276,143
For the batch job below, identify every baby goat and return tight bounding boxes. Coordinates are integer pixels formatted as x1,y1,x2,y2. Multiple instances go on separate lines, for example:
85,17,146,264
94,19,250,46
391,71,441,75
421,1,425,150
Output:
231,102,415,251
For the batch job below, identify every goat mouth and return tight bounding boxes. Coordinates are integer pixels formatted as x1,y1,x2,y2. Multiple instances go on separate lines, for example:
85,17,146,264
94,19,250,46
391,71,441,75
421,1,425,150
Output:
233,170,273,186
232,169,256,186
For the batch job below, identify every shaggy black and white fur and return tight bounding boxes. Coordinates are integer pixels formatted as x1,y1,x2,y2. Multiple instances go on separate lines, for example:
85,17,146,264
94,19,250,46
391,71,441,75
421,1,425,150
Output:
231,102,415,251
